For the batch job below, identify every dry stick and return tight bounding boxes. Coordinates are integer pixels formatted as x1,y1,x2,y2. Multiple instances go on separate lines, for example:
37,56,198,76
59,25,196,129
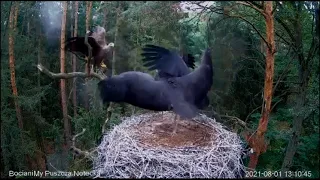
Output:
36,64,104,80
102,104,113,134
70,128,94,158
220,115,247,128
95,112,245,178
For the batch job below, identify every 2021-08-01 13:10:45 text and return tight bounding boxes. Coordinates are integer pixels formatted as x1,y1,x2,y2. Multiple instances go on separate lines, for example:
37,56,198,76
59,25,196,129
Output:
245,170,312,178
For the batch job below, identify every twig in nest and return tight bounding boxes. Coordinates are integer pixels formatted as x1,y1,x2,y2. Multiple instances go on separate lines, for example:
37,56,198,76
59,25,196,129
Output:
220,115,248,129
102,102,114,134
94,112,246,178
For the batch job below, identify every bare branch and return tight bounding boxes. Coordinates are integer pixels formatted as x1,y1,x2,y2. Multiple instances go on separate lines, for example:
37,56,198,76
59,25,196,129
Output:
275,16,295,43
70,128,92,157
102,102,114,134
250,1,263,9
272,52,298,95
236,1,265,16
37,64,105,80
220,115,247,128
245,105,262,123
272,1,278,15
226,14,270,49
193,2,224,15
270,98,283,112
306,36,319,64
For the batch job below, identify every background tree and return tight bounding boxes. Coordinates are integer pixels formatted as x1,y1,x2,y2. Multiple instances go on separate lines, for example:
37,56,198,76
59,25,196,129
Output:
8,2,23,132
72,1,79,117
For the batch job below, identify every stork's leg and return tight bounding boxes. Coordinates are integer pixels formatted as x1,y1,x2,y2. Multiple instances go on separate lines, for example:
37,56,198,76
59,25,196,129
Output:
90,64,94,74
172,114,179,134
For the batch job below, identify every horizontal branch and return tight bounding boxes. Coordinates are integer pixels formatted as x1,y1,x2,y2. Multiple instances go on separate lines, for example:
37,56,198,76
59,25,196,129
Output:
37,64,105,80
220,115,247,127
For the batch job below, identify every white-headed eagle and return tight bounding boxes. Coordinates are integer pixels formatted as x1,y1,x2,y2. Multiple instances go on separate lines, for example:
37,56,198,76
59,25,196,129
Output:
65,26,114,76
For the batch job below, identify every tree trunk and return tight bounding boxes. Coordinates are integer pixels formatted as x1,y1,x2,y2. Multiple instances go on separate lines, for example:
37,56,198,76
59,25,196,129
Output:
102,4,107,30
8,2,23,130
112,2,121,76
247,1,275,170
37,25,48,172
60,1,71,148
105,2,122,129
14,3,19,29
83,1,92,111
280,2,318,174
73,1,79,117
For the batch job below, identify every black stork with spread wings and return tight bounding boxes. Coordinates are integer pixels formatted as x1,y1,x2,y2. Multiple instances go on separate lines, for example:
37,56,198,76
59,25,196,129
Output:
97,45,213,132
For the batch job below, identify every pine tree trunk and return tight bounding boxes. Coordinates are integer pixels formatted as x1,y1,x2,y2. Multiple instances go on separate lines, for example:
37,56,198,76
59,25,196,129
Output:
37,25,48,172
73,1,79,117
247,1,275,169
60,1,71,148
8,2,23,130
84,1,92,111
105,2,122,129
112,2,121,76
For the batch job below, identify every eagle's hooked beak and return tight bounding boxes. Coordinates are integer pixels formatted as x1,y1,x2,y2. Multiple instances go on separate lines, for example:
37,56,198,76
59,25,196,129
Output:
108,42,115,47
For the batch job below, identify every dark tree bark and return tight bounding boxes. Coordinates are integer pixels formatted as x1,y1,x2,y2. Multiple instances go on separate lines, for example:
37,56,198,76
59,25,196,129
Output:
281,2,319,173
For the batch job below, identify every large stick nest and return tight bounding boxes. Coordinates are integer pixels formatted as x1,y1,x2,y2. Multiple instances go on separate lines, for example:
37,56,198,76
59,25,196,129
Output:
93,112,246,178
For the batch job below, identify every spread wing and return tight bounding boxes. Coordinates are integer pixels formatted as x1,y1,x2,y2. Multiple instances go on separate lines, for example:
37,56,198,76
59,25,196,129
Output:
182,53,196,69
90,26,107,47
141,44,191,78
65,36,101,57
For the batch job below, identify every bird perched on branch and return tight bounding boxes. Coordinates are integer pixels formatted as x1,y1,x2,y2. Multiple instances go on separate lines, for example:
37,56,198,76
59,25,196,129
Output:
98,46,213,133
65,25,114,76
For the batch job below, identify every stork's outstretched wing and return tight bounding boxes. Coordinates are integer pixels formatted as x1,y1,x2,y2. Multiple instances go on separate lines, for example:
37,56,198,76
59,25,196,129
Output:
141,44,191,78
182,53,196,69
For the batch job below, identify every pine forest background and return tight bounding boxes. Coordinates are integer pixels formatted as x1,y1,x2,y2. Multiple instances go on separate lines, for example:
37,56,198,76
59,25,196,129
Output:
0,1,319,178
